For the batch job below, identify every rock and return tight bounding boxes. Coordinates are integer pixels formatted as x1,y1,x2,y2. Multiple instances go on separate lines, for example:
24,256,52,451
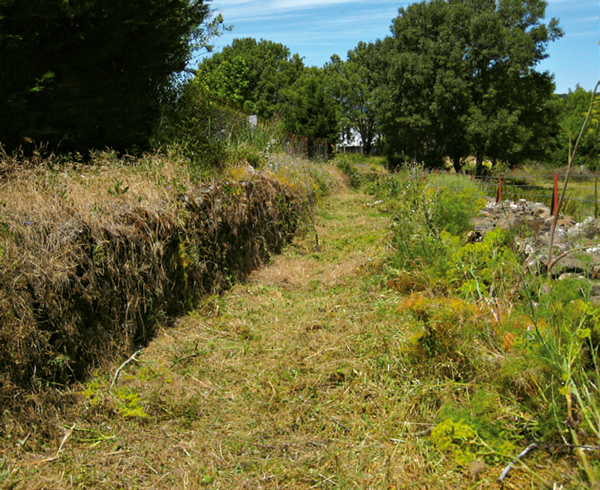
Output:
533,207,551,219
558,273,578,281
474,195,600,283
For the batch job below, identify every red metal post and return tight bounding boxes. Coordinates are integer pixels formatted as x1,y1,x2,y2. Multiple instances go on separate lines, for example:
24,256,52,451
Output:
496,176,502,203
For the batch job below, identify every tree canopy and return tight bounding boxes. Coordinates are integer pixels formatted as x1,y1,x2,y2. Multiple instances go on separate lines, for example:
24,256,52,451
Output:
0,0,578,167
283,67,339,144
0,0,211,153
196,38,305,120
377,0,562,171
553,87,600,168
196,38,338,144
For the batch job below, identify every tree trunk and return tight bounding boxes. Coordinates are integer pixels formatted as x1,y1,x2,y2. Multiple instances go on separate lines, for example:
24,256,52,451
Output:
475,153,484,177
452,154,463,173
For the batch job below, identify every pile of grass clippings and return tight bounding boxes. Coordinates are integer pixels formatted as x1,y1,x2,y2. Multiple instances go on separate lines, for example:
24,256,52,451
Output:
0,150,319,421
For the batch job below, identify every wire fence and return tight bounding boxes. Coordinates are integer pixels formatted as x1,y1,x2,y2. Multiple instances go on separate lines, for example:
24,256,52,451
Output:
282,135,330,161
399,168,600,220
472,172,600,220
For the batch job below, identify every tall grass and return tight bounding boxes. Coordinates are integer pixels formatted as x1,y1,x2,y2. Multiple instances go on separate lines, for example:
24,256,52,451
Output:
381,162,600,486
370,170,486,279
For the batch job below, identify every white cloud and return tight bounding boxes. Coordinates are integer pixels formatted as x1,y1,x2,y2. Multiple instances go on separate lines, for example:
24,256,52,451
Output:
272,0,363,9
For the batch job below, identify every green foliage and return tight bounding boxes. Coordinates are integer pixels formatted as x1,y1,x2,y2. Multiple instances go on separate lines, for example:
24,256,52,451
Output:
325,42,379,154
380,164,600,481
447,228,519,299
152,81,227,170
282,67,339,145
107,178,130,196
552,87,600,168
0,0,212,153
386,173,485,278
196,38,305,121
375,0,562,170
428,174,486,236
431,418,479,466
197,39,339,145
196,54,255,111
434,393,518,465
114,388,149,419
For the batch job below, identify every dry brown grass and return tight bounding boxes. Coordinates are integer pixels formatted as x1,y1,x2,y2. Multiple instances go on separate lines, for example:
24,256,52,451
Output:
0,150,322,431
0,186,574,489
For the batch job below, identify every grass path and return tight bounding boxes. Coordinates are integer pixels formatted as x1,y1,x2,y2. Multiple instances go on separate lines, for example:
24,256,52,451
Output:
3,187,535,489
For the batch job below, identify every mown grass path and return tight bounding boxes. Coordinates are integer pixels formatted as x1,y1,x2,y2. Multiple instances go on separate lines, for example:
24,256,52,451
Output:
4,187,532,489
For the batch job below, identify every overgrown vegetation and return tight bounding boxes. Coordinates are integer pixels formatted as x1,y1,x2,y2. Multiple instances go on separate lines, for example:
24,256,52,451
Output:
2,0,600,487
1,155,599,488
373,161,600,487
0,147,330,425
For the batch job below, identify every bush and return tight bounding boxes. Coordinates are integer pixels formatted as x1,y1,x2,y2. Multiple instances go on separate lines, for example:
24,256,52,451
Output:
385,172,485,281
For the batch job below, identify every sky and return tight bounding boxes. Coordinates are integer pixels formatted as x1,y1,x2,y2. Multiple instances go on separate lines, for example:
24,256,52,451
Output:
203,0,599,95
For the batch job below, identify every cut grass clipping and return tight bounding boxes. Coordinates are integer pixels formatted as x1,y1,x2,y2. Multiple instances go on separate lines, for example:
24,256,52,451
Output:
2,155,600,489
0,151,325,425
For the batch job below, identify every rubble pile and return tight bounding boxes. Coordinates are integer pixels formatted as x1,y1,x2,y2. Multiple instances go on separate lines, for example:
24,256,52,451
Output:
471,197,600,280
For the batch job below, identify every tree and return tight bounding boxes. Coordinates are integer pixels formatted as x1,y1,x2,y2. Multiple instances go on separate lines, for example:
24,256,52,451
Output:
325,42,379,154
0,0,212,153
282,67,339,145
378,0,562,171
553,87,600,168
197,38,305,120
196,55,254,111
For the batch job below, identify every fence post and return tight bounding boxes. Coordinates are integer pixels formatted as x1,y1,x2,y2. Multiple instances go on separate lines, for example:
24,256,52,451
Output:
551,173,559,216
496,176,502,203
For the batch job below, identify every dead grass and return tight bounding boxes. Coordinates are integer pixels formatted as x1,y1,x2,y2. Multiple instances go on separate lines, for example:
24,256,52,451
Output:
0,150,322,431
0,184,575,489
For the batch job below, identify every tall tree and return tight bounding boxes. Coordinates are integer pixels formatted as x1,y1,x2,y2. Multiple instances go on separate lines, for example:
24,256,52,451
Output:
0,0,211,153
196,38,305,120
553,87,600,168
325,42,379,154
379,0,561,171
282,67,339,145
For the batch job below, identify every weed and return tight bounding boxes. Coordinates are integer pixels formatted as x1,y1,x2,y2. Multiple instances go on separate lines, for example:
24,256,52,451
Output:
107,178,129,196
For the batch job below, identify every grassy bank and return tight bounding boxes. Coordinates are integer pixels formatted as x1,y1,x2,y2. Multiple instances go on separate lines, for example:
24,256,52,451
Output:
0,150,331,426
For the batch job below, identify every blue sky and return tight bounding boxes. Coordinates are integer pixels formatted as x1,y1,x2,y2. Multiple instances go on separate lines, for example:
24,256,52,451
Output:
205,0,599,94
